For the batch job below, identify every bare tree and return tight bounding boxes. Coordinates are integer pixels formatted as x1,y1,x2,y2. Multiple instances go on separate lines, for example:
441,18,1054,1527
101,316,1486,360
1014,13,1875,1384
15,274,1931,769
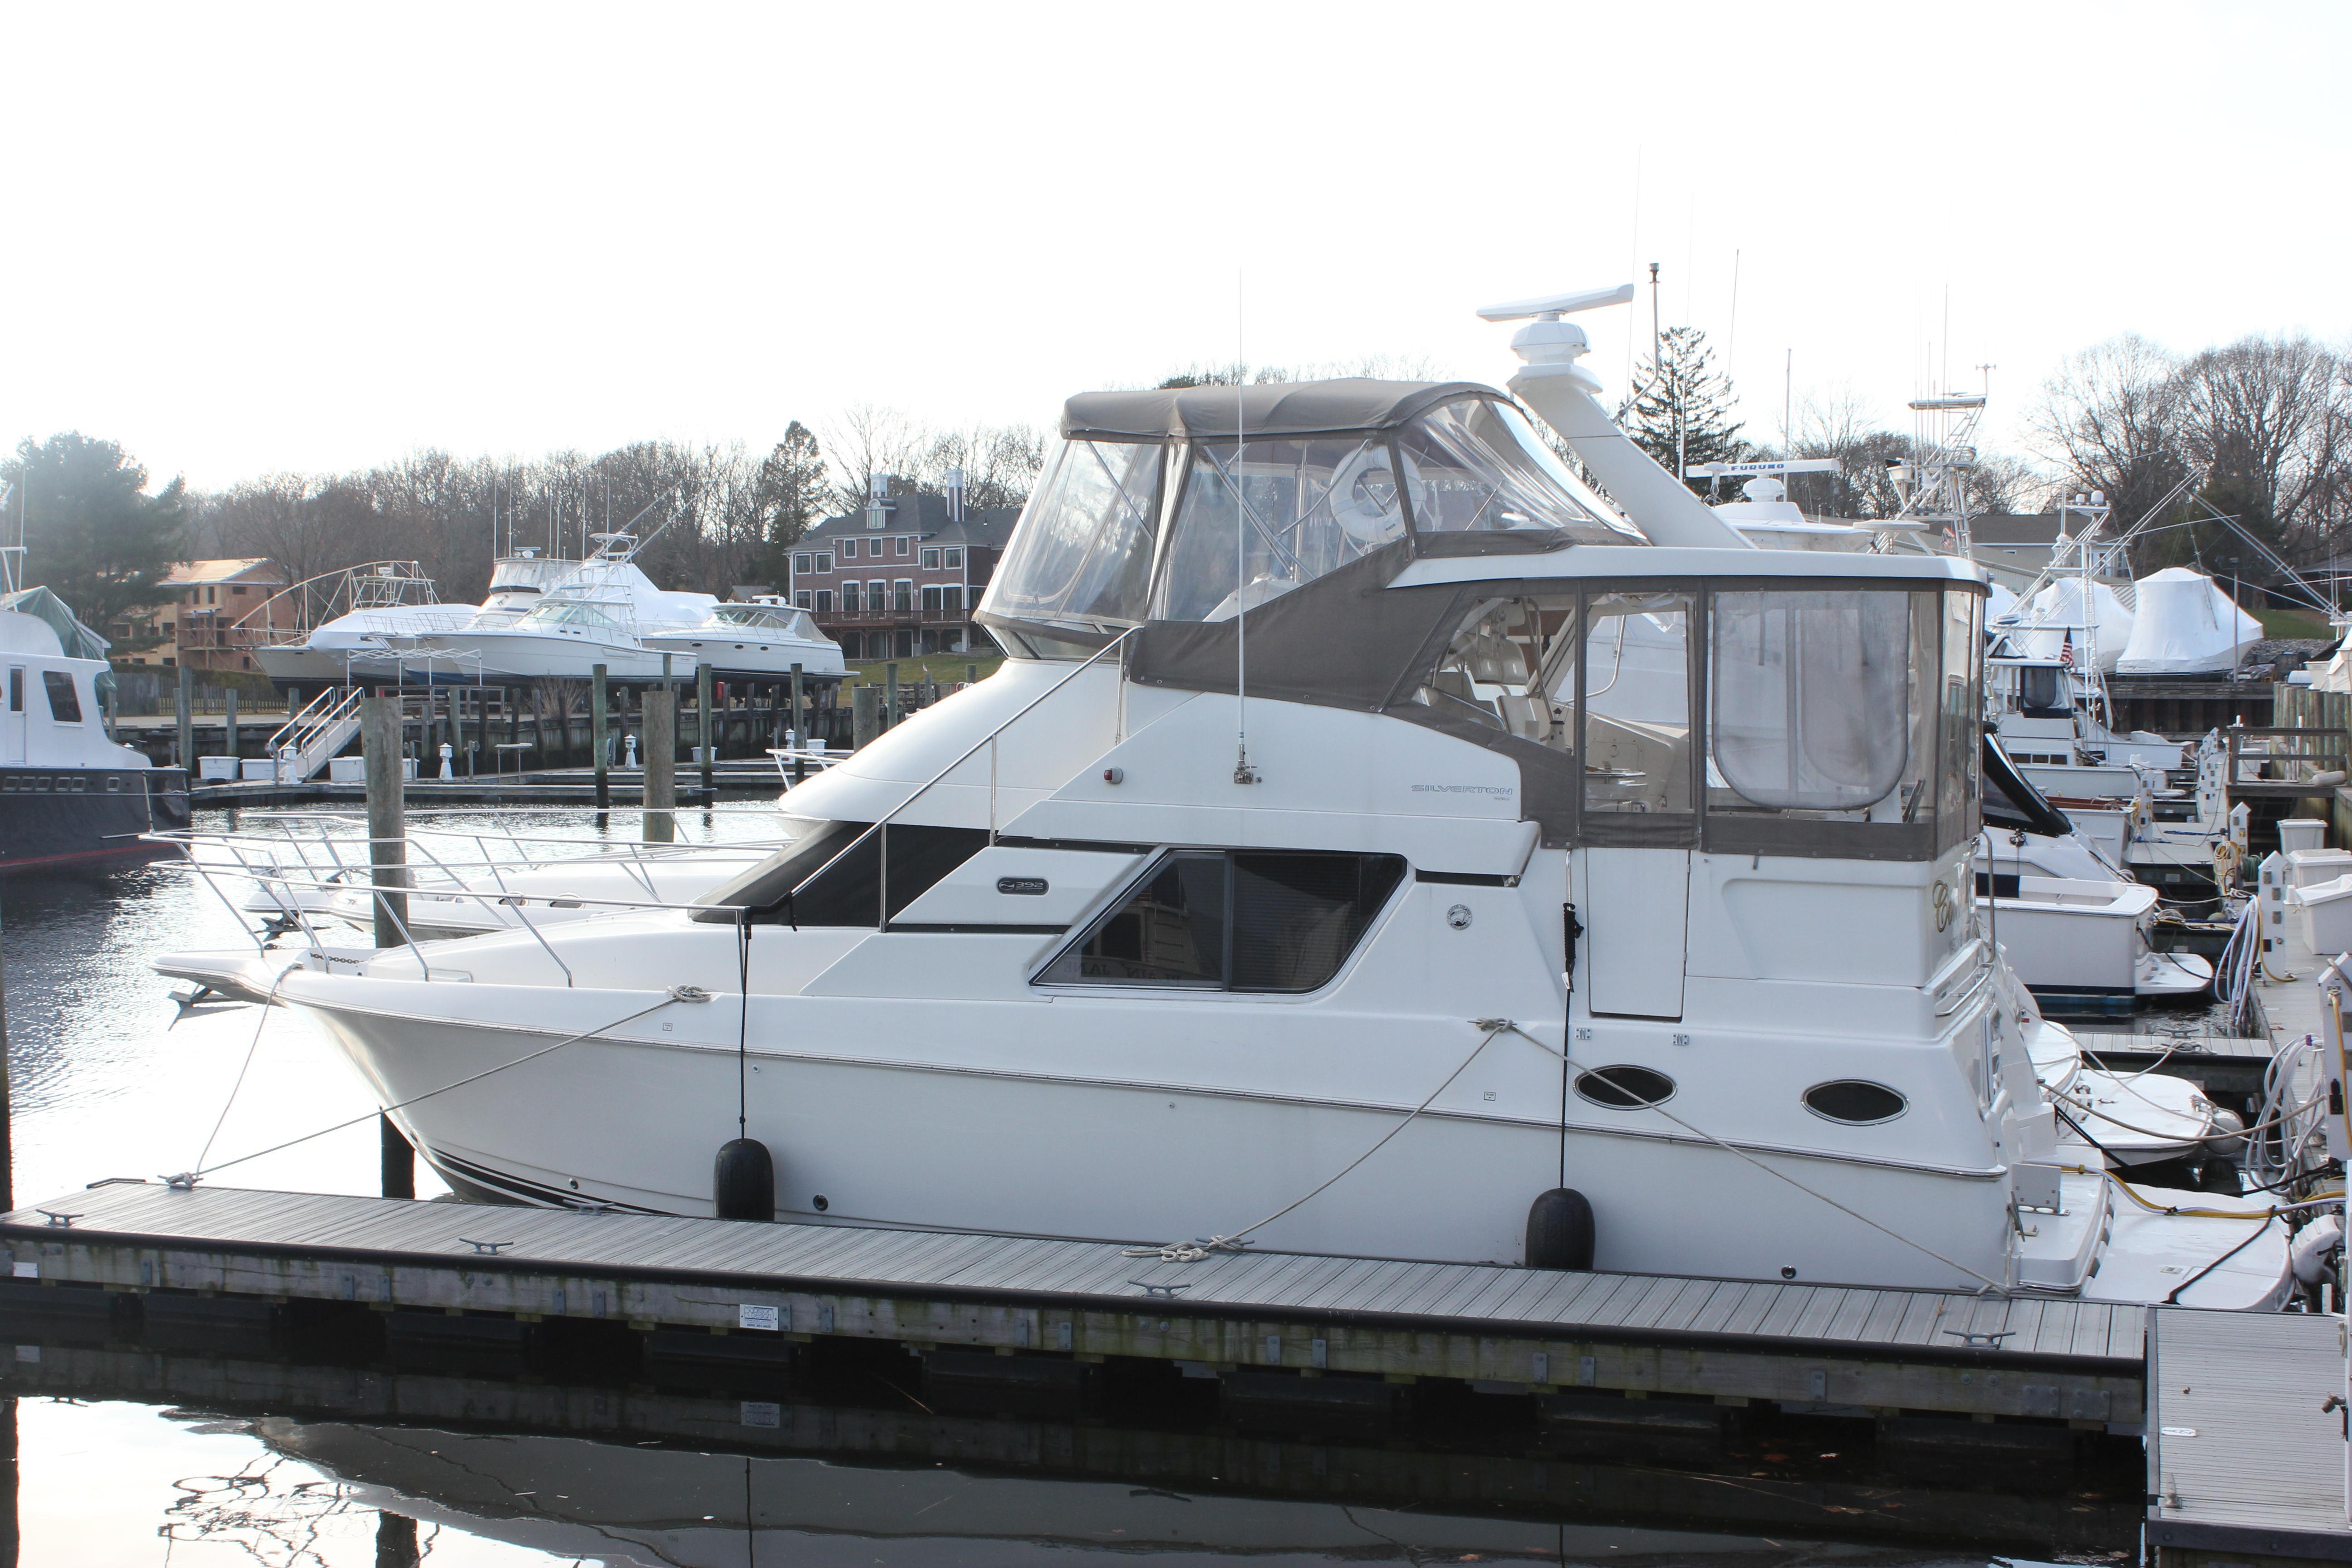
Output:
2027,334,2190,557
821,404,926,513
2171,333,2351,564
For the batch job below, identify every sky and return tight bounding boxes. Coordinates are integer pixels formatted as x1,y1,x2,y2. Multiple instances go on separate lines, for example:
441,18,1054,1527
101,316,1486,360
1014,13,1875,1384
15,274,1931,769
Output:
1,0,2345,494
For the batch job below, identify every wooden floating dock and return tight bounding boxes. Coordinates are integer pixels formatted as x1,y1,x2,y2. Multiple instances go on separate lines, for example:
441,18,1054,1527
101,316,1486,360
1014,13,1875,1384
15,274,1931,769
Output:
2146,1307,2350,1567
3,1181,2146,1428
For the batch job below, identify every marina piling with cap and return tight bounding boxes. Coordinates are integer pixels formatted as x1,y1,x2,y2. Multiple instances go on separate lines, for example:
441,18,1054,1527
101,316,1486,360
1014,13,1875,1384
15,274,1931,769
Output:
362,692,415,1200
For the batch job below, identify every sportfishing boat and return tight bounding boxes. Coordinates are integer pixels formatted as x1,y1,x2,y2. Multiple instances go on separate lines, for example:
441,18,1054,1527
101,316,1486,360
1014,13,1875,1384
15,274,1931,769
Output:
638,596,848,687
228,289,2292,1306
0,532,187,868
396,531,717,685
253,552,585,691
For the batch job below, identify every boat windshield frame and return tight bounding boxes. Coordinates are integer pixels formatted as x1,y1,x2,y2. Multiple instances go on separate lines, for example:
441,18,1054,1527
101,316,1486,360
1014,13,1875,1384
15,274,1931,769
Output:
980,386,1639,657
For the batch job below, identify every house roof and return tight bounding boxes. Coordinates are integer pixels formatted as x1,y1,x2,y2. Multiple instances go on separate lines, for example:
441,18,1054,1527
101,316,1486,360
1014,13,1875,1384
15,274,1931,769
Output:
163,558,284,586
798,493,1023,550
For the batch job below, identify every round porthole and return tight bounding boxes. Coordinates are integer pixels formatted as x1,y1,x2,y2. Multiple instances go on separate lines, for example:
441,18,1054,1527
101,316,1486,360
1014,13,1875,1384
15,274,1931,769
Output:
1573,1065,1675,1109
1803,1080,1907,1125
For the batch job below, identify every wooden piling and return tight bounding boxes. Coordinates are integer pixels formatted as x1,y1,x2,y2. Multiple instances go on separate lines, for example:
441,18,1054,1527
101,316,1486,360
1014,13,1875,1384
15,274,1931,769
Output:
591,665,609,810
789,665,805,784
696,661,714,801
223,686,238,762
175,664,193,770
852,683,881,750
642,689,675,845
362,692,416,1200
886,661,900,729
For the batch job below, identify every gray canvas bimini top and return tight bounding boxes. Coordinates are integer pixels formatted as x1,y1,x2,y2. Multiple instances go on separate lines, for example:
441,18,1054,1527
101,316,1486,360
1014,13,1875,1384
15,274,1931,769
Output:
1062,379,1499,441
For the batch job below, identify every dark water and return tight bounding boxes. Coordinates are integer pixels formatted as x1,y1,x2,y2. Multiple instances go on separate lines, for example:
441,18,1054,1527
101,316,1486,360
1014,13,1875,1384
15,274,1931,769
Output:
0,811,2138,1567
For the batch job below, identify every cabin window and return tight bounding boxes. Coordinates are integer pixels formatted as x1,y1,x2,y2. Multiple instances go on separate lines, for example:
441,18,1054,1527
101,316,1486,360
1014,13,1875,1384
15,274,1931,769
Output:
1937,590,1984,852
5,669,18,712
2016,662,2063,715
40,672,82,724
1583,593,1694,817
1153,436,1407,623
1039,850,1405,993
1708,590,1927,813
983,438,1161,631
701,822,992,926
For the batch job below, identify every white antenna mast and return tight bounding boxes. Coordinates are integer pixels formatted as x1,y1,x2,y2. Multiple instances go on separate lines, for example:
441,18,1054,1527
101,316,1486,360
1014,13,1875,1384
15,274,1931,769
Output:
1233,270,1257,785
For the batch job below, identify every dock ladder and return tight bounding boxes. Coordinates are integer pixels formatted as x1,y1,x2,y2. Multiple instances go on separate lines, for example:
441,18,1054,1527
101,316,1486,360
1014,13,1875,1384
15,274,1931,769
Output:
265,687,366,780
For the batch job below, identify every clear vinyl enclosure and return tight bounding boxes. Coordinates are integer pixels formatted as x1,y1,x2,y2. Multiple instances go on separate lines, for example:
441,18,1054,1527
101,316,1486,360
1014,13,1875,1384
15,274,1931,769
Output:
1416,583,1981,856
981,392,1639,646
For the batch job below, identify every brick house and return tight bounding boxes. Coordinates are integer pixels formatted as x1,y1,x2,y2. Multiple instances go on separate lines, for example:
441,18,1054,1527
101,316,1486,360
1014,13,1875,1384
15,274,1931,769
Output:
115,559,294,671
785,482,1019,659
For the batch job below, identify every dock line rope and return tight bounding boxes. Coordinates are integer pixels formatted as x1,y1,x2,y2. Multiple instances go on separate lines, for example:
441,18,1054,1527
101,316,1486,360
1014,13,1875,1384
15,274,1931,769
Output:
191,962,299,1176
1531,1027,2011,1296
1122,1019,1513,1264
1124,1018,2009,1296
163,985,711,1188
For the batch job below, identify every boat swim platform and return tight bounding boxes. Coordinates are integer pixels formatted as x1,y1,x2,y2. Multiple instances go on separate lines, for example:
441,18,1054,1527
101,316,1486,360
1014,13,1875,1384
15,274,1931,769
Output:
1,1180,2148,1429
2146,1306,2351,1568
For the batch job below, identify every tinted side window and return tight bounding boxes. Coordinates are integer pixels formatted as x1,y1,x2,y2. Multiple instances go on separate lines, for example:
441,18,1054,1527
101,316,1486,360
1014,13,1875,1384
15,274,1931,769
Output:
41,672,81,723
1042,850,1403,992
1044,853,1226,985
1231,852,1406,992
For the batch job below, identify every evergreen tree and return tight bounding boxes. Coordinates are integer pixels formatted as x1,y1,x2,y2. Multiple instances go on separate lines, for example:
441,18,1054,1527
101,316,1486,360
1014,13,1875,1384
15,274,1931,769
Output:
1617,326,1748,495
748,421,828,587
0,432,186,636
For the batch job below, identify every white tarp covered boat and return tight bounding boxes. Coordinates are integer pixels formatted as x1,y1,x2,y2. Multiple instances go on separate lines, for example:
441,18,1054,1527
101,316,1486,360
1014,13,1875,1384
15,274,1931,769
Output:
2002,579,2136,674
2115,567,2262,676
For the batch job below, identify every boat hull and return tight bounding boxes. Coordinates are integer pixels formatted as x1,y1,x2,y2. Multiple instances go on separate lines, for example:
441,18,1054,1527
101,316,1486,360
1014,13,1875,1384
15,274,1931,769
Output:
288,979,2016,1294
0,764,184,872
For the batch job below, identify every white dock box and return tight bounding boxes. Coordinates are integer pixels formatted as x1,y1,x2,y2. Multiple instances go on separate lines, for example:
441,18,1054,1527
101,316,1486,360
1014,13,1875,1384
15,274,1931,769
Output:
2286,847,2352,891
2304,874,2352,955
2279,817,2329,854
240,759,278,781
328,756,366,784
196,756,239,781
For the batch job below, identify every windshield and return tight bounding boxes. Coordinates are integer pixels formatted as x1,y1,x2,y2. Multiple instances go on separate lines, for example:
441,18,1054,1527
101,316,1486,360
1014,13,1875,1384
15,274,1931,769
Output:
1398,399,1638,541
519,599,626,633
980,439,1161,633
1152,436,1408,622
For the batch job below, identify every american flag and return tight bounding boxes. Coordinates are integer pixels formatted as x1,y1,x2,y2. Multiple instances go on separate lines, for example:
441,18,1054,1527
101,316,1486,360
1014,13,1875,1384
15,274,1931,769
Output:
2059,630,2075,669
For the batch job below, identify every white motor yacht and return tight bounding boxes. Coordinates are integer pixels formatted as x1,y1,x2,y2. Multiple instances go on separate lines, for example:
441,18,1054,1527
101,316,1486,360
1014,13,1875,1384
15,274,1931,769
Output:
639,596,848,687
0,574,186,869
237,293,2291,1307
397,534,717,685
